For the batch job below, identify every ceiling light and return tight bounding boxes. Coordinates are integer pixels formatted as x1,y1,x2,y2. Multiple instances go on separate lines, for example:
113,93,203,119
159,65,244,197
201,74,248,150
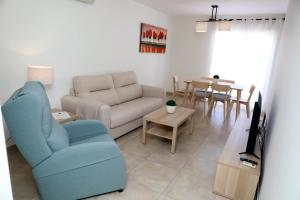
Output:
218,20,231,31
196,5,231,33
195,21,208,32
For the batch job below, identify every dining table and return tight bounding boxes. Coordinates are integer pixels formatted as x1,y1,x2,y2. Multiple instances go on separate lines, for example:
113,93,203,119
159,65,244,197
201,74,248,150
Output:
183,79,245,120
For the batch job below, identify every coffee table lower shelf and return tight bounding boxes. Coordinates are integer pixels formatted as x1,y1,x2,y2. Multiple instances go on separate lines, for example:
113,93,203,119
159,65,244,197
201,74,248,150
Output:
146,123,191,141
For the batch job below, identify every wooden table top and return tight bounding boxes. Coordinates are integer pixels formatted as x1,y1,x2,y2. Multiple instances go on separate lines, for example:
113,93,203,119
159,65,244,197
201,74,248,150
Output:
184,79,245,91
144,106,195,127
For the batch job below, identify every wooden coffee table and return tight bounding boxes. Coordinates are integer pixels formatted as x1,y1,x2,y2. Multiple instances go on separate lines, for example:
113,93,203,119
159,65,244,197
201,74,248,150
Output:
142,106,195,153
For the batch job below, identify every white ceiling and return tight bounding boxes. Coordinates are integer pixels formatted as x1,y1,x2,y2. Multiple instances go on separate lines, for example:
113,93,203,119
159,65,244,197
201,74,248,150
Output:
133,0,289,17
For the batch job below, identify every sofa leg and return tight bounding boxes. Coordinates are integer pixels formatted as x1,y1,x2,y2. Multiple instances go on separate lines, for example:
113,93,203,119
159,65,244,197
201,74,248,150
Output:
118,189,124,193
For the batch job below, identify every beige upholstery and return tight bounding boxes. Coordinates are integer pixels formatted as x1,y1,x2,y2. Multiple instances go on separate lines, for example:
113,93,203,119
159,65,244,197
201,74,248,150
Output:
115,84,142,103
112,71,138,88
111,97,162,128
78,89,120,106
73,74,114,95
61,71,165,138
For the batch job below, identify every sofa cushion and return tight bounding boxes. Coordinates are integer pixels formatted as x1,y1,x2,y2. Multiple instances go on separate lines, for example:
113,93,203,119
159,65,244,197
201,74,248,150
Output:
112,71,138,88
73,75,114,95
110,97,163,128
78,89,120,106
47,121,70,152
116,84,142,103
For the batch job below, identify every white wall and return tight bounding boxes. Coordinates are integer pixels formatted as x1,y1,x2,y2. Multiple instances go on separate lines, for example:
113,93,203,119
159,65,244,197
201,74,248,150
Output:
259,0,300,199
0,108,13,200
0,0,172,107
167,16,214,91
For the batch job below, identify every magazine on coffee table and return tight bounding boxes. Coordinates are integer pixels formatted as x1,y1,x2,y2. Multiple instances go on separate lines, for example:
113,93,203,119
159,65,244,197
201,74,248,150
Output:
52,111,71,120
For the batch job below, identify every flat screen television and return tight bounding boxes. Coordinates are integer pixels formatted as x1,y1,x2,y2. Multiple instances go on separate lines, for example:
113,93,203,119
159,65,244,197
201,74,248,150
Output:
240,92,262,159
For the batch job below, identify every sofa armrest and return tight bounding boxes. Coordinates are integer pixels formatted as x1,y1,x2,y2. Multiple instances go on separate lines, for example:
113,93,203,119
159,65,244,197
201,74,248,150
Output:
33,142,124,179
76,99,111,129
64,120,107,143
142,85,166,102
61,95,81,114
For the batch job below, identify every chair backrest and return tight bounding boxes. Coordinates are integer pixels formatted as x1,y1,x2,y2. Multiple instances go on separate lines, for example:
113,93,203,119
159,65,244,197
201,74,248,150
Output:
192,81,210,91
247,85,256,102
2,82,69,167
211,83,231,94
217,79,235,84
173,75,180,92
191,81,211,99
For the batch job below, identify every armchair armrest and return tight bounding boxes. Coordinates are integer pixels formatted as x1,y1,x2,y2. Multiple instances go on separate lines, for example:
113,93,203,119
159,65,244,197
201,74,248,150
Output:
33,142,124,179
64,120,107,143
76,99,111,129
61,95,81,114
142,85,166,102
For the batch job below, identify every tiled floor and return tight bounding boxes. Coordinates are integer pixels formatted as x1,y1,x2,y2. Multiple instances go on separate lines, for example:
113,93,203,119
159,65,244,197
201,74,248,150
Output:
7,100,240,200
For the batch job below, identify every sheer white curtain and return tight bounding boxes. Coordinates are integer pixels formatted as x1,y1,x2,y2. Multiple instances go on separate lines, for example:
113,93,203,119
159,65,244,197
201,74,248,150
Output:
210,20,284,109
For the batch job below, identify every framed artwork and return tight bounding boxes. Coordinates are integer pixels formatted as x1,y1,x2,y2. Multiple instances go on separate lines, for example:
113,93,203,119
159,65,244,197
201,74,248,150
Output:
139,23,168,54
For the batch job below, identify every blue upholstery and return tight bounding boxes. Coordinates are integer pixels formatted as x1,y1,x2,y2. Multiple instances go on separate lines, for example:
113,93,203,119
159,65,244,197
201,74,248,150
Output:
195,90,212,98
213,93,231,101
2,82,126,200
47,121,69,152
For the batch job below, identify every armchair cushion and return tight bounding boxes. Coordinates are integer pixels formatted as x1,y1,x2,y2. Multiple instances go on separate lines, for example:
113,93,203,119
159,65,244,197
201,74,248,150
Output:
64,120,107,144
47,121,69,152
33,141,122,179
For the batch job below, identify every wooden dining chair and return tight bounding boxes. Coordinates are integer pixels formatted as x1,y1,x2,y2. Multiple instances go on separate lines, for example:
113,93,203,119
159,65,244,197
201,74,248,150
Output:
172,75,187,100
230,85,256,118
217,79,235,84
217,79,235,94
191,81,212,113
208,83,231,119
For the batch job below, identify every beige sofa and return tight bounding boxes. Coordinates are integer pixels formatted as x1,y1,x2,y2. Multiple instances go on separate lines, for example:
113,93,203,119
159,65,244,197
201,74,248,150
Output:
61,71,165,139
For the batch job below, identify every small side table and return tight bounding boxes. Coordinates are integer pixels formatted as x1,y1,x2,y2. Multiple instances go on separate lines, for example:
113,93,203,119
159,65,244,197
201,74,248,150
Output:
51,108,80,124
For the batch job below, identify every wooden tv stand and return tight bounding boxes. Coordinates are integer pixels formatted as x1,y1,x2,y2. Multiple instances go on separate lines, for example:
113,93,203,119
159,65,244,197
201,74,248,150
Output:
213,117,261,200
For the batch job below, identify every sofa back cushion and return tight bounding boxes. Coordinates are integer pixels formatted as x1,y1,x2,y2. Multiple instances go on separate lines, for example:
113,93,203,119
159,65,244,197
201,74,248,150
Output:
73,75,114,95
73,74,121,106
112,71,142,103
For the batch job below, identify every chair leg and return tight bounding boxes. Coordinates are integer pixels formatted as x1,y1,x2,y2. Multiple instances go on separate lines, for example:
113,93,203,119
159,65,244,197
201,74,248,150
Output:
208,98,214,112
229,101,234,113
214,101,218,108
223,102,227,119
172,92,176,100
246,103,250,118
192,97,196,108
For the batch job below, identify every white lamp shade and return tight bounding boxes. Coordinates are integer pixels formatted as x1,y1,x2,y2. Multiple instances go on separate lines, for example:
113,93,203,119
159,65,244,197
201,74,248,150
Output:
27,66,53,85
218,21,231,31
195,21,208,32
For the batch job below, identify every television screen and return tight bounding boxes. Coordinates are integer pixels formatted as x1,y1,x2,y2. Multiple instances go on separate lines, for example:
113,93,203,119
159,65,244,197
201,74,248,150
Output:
242,92,262,158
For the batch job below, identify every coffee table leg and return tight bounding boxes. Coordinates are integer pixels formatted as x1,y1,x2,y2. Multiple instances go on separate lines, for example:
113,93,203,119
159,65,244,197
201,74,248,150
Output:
171,126,178,153
142,119,147,144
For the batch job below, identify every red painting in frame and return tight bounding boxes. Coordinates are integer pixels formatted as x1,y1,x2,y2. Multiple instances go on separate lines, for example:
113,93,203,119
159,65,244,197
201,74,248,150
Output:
139,23,167,54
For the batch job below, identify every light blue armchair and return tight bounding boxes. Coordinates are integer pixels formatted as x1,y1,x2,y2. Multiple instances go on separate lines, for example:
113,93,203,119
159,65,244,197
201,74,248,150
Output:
2,82,126,200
